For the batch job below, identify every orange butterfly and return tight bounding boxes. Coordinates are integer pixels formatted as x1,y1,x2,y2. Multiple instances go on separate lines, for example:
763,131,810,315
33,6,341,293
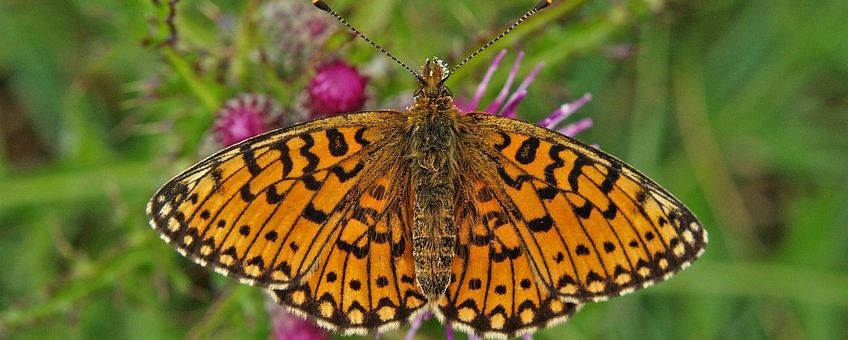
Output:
147,0,707,338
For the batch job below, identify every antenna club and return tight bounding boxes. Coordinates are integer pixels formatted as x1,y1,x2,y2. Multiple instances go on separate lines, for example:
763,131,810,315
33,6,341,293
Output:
535,0,553,11
313,0,331,12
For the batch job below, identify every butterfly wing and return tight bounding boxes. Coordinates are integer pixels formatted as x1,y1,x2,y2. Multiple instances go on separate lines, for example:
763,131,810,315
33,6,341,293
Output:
464,113,708,304
146,111,402,290
435,180,580,338
269,175,428,334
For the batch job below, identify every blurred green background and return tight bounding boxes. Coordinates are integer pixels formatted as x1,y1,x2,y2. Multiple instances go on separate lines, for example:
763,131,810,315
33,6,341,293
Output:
1,0,847,339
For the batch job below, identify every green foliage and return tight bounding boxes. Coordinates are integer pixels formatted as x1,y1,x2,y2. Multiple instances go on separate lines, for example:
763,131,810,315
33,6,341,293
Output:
1,0,846,338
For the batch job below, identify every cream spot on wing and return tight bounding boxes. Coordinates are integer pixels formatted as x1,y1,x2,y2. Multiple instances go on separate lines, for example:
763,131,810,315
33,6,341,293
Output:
520,308,535,324
272,270,290,281
159,203,172,217
489,313,505,330
378,306,396,321
587,281,605,293
682,230,695,244
673,243,686,256
349,309,364,325
549,300,564,313
291,290,306,305
220,254,235,266
167,218,180,232
559,284,578,295
320,301,334,318
614,273,632,285
458,307,476,322
245,265,261,277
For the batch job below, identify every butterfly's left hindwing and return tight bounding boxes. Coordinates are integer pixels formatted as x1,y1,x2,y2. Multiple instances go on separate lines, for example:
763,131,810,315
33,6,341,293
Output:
269,177,428,334
436,180,580,339
146,111,398,289
466,113,708,304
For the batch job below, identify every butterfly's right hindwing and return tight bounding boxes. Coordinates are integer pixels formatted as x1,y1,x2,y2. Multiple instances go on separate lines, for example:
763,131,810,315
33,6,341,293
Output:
146,111,399,289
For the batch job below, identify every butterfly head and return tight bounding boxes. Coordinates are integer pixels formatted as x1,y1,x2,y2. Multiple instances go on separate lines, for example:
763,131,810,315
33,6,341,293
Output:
415,57,453,101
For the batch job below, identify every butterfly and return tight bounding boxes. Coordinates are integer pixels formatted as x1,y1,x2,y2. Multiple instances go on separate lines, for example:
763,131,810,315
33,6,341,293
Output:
146,0,707,338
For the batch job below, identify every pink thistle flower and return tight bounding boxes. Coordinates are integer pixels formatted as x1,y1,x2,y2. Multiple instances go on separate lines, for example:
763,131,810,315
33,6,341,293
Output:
267,300,329,340
260,0,337,73
213,94,283,146
307,60,369,118
457,49,593,137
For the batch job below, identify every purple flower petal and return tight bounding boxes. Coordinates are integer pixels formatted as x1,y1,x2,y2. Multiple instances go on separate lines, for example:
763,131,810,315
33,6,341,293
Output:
467,49,508,111
444,320,456,340
485,50,524,114
501,61,544,116
500,89,528,118
405,311,433,340
538,93,593,128
558,117,594,137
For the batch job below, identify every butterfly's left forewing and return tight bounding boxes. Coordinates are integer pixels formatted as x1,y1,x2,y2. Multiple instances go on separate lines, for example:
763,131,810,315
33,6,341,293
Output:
466,113,707,304
146,111,399,289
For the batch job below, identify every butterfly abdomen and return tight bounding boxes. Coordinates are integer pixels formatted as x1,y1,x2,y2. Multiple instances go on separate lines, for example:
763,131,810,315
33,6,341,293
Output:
407,104,461,299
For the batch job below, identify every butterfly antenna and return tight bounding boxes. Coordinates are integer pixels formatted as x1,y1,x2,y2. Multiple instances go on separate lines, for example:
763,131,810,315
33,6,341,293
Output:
447,0,552,80
313,0,425,84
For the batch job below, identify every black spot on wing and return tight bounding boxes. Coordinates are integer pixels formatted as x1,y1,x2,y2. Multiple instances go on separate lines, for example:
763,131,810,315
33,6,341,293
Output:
351,207,379,226
246,256,265,269
490,245,521,262
303,203,328,223
602,204,618,219
536,185,558,200
575,201,593,219
240,185,256,202
568,154,591,191
498,167,533,190
302,175,322,191
515,137,540,164
353,127,371,146
545,144,566,185
266,185,285,204
481,211,509,229
337,239,369,259
494,132,511,150
600,162,621,194
240,144,262,176
325,128,349,157
299,134,319,173
271,140,293,177
330,162,363,182
390,237,405,258
528,215,554,232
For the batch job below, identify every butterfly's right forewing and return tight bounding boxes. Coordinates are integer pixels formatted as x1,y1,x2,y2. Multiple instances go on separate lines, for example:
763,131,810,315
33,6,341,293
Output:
146,111,400,290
